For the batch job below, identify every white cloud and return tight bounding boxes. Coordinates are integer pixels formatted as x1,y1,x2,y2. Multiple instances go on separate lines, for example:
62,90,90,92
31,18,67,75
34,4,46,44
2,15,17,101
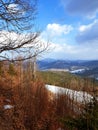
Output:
45,23,73,37
79,25,88,32
0,30,48,60
41,23,73,46
0,31,28,46
79,20,97,32
40,22,98,60
76,19,98,43
45,42,98,60
7,4,18,9
7,4,19,14
7,3,25,15
0,31,41,50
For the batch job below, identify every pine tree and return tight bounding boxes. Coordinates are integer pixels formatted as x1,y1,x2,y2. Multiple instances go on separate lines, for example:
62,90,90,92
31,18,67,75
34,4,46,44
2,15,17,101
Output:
62,97,98,130
0,61,3,75
8,63,16,76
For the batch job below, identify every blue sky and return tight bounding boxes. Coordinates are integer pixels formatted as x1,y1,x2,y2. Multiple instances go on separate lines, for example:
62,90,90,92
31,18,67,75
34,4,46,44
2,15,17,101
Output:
37,0,98,60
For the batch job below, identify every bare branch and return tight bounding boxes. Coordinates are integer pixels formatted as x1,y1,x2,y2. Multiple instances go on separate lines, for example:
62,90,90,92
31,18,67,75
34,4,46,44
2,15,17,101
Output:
0,0,49,61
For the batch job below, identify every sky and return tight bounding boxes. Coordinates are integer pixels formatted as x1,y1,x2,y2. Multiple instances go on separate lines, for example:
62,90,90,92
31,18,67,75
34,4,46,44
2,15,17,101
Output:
37,0,98,60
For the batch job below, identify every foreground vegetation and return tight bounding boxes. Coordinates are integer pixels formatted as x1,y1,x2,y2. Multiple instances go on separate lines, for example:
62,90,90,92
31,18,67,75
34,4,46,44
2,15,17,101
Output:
0,61,98,130
39,71,98,95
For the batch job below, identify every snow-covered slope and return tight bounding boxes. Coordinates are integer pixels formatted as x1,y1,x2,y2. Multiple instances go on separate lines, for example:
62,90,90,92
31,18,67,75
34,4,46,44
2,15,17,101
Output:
45,84,93,103
70,69,85,74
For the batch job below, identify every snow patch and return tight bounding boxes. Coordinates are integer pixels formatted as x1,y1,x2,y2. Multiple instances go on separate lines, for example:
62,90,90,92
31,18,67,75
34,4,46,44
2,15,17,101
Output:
45,84,93,103
70,69,85,74
4,105,14,110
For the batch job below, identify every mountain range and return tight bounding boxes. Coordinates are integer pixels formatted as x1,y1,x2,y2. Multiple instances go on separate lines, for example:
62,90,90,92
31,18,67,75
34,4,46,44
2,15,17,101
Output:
37,59,98,79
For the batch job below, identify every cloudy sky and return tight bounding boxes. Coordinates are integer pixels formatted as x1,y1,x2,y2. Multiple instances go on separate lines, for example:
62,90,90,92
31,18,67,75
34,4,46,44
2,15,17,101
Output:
37,0,98,60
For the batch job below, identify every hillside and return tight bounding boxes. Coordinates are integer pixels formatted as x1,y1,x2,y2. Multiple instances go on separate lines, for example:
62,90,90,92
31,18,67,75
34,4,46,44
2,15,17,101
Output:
0,61,98,130
39,71,98,94
37,59,98,79
38,59,98,70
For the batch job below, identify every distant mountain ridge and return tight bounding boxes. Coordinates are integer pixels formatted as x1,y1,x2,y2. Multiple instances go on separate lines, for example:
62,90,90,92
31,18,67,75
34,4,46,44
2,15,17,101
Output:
38,59,98,70
37,59,98,79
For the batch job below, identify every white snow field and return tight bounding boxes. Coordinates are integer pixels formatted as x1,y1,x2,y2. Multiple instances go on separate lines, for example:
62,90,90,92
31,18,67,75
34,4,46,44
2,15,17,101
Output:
45,84,93,103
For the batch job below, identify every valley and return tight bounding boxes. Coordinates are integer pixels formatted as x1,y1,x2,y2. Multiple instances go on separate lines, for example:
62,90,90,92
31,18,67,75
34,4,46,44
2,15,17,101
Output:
38,59,98,80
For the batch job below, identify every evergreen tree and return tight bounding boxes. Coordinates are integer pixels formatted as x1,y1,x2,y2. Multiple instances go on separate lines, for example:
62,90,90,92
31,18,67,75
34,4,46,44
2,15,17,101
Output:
62,97,98,130
8,63,16,76
0,62,3,75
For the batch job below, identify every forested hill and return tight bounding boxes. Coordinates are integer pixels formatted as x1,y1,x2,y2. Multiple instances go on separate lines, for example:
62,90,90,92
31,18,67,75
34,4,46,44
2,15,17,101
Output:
37,59,98,79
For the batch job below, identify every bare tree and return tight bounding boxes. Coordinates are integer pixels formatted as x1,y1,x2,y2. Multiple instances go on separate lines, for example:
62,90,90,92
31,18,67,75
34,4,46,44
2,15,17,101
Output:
0,0,48,61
